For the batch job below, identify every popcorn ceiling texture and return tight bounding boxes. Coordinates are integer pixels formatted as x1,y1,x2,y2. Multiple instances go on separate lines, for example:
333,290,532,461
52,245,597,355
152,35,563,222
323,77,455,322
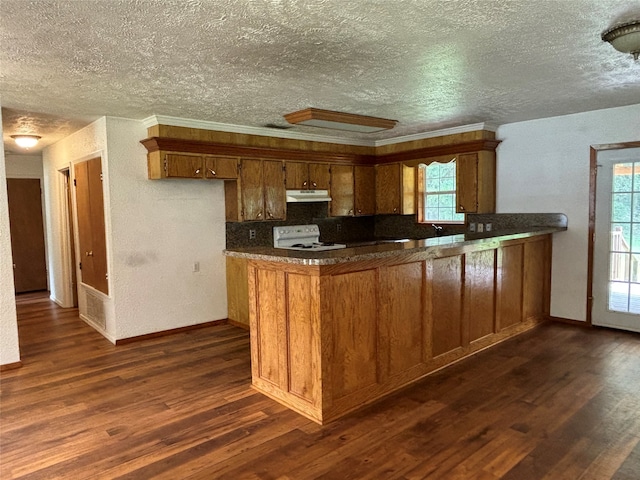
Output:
2,0,640,151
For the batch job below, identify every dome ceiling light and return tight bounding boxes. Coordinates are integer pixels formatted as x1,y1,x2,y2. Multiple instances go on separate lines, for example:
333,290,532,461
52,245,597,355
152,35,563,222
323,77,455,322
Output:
284,108,397,133
602,20,640,61
10,134,41,149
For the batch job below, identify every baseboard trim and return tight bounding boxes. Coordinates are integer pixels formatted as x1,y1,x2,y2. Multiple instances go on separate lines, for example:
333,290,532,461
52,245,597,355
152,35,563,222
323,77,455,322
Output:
115,319,228,345
228,319,250,330
1,361,23,372
549,316,590,327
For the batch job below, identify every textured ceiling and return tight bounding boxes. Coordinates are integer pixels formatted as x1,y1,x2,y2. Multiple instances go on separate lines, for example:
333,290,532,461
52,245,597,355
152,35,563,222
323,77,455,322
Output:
1,0,639,154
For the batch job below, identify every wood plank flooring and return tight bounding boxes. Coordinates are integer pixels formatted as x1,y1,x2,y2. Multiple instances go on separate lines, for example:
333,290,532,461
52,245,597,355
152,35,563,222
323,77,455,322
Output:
1,292,640,479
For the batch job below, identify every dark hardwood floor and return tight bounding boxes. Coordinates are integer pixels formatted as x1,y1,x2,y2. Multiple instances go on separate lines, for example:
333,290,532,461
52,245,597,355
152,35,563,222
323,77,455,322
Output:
1,292,640,479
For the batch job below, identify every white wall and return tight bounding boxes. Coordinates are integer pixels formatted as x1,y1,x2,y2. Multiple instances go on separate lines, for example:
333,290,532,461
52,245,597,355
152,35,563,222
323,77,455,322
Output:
5,154,44,178
0,113,21,366
42,117,228,342
496,103,640,322
103,117,227,339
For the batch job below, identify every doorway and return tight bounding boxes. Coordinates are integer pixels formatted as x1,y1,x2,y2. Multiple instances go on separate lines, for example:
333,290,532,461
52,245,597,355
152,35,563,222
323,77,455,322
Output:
592,146,640,333
6,178,48,293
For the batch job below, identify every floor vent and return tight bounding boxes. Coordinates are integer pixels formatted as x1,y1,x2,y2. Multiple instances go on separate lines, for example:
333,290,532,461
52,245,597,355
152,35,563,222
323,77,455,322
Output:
85,290,106,329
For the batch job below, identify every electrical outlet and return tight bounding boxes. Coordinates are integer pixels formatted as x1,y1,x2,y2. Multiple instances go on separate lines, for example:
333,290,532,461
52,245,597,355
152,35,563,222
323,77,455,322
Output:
336,223,342,232
249,229,256,240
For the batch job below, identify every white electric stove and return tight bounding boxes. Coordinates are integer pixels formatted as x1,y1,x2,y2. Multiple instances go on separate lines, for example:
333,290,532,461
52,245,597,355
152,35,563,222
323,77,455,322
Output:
273,224,346,252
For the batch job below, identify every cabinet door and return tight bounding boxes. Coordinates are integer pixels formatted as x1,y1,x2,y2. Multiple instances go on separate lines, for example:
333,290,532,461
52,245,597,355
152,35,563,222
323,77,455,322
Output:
330,165,354,217
456,153,478,213
354,165,375,216
285,161,309,189
240,159,264,221
308,163,330,190
204,156,238,179
375,163,401,214
165,154,204,178
263,160,286,220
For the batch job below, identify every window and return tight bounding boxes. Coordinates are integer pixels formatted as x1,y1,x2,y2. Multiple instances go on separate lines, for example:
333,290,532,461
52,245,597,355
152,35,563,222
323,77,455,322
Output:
418,159,464,224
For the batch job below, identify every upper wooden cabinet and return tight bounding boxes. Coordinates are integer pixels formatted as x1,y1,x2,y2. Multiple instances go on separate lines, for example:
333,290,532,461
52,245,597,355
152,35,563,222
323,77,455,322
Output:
148,152,239,180
225,158,286,222
375,163,416,215
329,165,375,217
285,161,330,190
456,152,495,214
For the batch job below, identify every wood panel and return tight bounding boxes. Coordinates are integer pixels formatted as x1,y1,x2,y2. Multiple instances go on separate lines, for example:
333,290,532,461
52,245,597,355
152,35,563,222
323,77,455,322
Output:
165,153,203,178
262,159,286,220
87,158,108,295
428,255,464,357
477,150,496,213
456,153,478,213
254,268,284,386
239,158,264,221
497,243,524,331
375,163,400,214
6,178,48,293
308,163,330,190
465,249,496,343
402,163,416,215
204,155,238,179
378,262,424,379
226,256,249,326
286,273,321,404
285,161,308,189
329,270,378,399
523,238,548,321
354,165,375,216
329,164,354,217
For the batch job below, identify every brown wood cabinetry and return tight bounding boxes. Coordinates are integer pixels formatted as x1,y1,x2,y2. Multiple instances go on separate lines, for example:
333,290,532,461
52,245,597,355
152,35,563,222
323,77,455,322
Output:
226,256,249,327
225,158,286,222
329,164,375,217
285,161,330,190
375,163,416,214
149,152,239,180
246,233,552,423
456,152,495,213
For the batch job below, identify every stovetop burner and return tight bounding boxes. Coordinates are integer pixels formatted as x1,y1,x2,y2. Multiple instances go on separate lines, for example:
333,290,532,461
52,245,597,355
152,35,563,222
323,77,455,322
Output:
273,225,346,252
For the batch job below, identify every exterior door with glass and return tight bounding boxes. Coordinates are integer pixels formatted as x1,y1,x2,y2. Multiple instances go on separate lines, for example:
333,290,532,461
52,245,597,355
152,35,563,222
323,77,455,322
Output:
593,148,640,332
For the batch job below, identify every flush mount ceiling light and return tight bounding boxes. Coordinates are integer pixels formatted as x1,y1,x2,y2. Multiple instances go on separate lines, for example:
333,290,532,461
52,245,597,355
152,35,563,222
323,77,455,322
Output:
283,108,397,133
10,134,41,149
602,20,640,61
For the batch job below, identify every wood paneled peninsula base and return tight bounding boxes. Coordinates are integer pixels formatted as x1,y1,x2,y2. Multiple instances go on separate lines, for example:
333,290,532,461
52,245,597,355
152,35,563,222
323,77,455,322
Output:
225,228,563,424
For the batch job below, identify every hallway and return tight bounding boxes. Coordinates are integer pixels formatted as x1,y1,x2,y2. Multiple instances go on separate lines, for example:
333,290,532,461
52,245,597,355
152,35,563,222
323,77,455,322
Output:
1,293,640,479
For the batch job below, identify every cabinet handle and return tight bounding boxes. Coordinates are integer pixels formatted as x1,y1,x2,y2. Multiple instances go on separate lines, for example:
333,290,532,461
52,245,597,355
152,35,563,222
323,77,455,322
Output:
257,212,262,218
194,168,201,175
393,207,398,213
349,209,353,215
459,205,465,211
357,209,362,214
303,181,307,187
312,181,317,188
208,169,216,176
86,251,94,257
267,211,274,219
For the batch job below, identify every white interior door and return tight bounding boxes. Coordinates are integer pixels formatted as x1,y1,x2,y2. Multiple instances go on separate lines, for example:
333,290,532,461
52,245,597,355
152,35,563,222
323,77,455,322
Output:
593,148,640,333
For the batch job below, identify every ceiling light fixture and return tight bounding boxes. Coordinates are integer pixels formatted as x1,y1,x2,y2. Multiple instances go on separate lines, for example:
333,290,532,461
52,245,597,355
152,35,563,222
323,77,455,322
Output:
11,134,41,149
602,20,640,61
284,108,397,133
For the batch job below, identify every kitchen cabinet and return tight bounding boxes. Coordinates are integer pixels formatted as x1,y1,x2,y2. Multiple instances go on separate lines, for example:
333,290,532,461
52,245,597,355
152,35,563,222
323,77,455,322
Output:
242,232,553,423
330,164,375,217
375,163,416,215
225,158,286,222
456,152,495,214
148,152,239,180
285,161,330,190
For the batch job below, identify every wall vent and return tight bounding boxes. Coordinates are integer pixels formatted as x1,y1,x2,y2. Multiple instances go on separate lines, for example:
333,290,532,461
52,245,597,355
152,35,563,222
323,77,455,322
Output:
85,289,106,329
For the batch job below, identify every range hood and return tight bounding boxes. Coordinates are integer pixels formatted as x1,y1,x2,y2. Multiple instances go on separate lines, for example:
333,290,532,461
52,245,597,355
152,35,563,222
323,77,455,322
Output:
286,189,332,203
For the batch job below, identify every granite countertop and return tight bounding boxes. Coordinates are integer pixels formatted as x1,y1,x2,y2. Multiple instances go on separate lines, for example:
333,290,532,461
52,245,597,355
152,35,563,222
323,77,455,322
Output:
224,226,566,266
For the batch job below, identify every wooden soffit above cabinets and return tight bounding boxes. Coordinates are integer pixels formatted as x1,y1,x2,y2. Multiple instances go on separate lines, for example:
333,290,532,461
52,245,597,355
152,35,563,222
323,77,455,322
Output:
140,137,376,165
140,128,500,165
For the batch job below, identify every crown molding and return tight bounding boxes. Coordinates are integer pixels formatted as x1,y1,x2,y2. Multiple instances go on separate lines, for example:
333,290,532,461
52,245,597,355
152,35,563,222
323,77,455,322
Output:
142,115,497,149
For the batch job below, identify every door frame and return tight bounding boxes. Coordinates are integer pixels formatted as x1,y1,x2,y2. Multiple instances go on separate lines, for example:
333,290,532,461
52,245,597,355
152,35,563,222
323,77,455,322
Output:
588,141,640,326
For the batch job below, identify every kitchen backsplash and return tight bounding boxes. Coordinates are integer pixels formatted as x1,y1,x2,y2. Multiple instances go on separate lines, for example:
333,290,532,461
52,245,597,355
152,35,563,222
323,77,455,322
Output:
226,205,567,249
